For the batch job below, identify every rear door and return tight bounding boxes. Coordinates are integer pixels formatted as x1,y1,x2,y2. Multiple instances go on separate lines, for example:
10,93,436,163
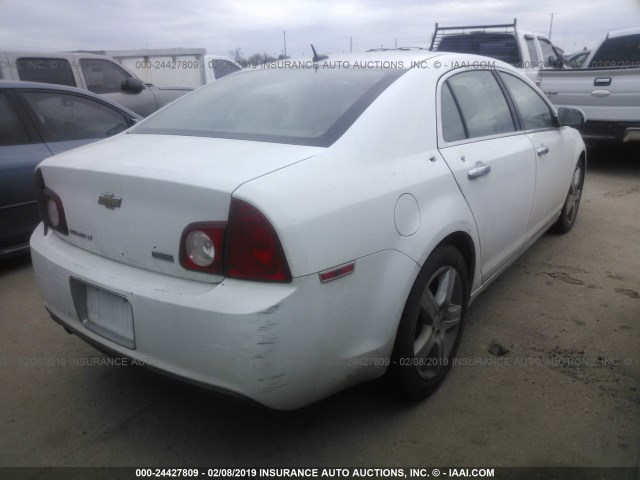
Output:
0,90,52,251
437,69,536,281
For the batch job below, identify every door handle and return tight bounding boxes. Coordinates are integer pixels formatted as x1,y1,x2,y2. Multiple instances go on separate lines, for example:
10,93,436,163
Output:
467,163,491,179
537,146,550,157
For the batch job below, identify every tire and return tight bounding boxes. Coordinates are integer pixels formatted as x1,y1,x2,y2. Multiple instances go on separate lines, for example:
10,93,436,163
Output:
389,245,469,399
551,159,585,234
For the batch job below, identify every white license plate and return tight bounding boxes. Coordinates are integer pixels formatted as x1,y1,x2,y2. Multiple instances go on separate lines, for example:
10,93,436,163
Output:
83,284,135,349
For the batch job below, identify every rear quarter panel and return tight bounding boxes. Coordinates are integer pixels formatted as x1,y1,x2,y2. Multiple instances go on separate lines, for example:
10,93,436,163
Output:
234,66,480,290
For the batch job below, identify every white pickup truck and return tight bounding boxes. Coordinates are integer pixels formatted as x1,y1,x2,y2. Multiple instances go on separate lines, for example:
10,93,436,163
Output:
430,19,563,82
537,27,640,145
0,51,192,117
90,48,242,89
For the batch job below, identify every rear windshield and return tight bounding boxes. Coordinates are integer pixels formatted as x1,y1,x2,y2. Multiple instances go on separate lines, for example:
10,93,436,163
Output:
133,67,405,147
437,34,521,65
589,34,640,68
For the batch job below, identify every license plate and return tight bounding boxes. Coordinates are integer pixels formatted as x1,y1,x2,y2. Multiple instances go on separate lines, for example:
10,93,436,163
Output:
73,280,135,349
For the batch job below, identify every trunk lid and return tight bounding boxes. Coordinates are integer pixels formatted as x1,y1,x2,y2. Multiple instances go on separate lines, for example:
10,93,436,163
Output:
38,133,321,283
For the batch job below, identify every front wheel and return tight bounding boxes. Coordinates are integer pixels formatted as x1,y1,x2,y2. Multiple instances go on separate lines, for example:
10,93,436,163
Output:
389,245,469,399
551,159,585,234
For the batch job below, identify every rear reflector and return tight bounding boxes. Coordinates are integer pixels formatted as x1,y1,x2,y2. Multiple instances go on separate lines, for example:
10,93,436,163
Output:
318,262,355,283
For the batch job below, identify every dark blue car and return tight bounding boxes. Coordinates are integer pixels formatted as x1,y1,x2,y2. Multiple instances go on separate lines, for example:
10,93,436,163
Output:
0,80,141,259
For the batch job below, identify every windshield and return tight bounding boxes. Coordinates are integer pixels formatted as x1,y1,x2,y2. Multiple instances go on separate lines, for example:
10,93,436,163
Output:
133,67,405,147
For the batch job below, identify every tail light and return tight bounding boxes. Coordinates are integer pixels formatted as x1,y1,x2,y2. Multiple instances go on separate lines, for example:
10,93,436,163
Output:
225,199,291,283
179,199,292,283
179,222,226,274
35,168,68,235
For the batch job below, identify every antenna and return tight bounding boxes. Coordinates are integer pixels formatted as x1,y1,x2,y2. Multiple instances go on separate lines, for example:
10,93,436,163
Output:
311,44,328,62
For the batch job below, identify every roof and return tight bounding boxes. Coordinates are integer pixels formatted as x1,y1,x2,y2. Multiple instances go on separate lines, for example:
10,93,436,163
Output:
607,27,640,39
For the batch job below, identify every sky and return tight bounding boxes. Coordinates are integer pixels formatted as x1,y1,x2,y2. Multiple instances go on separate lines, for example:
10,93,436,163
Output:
1,0,639,59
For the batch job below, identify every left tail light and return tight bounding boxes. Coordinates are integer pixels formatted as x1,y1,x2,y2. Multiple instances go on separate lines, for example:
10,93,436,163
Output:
35,168,68,235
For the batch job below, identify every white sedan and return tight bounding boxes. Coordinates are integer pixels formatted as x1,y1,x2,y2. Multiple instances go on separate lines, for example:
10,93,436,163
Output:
30,51,586,410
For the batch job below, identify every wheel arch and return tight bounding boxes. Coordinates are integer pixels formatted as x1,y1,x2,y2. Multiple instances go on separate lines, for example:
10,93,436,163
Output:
432,231,476,289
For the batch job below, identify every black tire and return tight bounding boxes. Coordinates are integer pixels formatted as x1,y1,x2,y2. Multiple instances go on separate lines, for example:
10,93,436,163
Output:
389,245,469,399
551,159,585,234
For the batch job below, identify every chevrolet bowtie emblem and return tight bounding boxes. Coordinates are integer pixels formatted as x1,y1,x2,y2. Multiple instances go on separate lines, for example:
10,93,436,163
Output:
98,193,122,209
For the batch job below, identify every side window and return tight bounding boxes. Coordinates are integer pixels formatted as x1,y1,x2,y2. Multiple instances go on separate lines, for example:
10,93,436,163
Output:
499,73,554,130
20,91,130,142
446,70,515,139
538,39,558,67
0,93,31,146
80,59,131,94
211,59,241,80
16,58,76,87
525,37,540,65
441,83,466,142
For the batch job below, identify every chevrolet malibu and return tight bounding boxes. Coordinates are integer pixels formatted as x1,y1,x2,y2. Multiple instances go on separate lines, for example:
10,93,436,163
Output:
30,52,586,410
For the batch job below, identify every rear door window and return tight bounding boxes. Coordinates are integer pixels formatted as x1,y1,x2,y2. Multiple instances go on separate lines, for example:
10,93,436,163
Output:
16,58,76,87
0,93,32,146
20,90,131,142
440,83,467,142
446,70,515,139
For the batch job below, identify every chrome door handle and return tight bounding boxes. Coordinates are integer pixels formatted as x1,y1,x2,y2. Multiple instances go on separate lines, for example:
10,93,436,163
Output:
467,163,491,179
537,146,549,157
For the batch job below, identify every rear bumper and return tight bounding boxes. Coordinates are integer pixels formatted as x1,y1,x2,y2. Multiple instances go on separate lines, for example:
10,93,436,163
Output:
30,223,418,409
578,121,640,144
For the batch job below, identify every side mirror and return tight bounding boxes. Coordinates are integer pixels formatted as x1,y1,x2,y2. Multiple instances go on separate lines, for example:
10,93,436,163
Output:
121,77,145,94
557,107,586,127
126,116,140,127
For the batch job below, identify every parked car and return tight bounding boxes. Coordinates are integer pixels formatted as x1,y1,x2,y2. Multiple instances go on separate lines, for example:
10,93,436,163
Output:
88,49,241,89
430,19,564,82
538,28,640,145
0,51,192,116
30,51,586,410
0,80,141,259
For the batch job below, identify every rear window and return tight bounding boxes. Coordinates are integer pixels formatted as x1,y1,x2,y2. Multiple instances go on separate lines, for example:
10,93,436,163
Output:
436,33,522,65
133,67,405,147
589,34,640,68
16,57,76,87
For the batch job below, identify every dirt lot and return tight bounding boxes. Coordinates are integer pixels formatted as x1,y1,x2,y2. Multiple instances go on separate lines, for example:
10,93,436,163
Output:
0,148,638,469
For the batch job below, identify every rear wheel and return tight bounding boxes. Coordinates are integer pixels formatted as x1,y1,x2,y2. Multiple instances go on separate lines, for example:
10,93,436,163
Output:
389,245,469,399
551,159,585,234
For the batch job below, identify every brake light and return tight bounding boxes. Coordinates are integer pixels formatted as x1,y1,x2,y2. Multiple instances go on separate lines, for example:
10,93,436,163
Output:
35,168,68,235
179,222,226,274
224,199,292,283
